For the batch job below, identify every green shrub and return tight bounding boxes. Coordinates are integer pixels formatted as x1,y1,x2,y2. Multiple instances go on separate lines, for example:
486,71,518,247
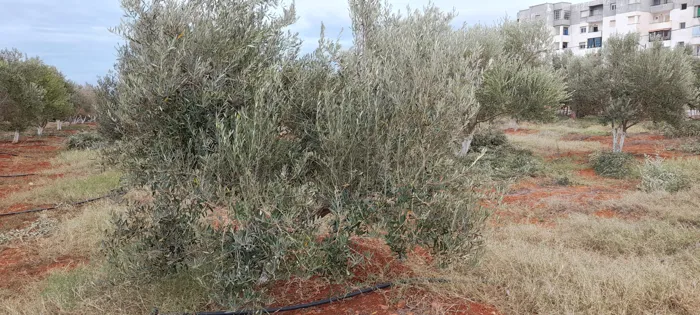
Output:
469,145,543,180
67,132,105,150
471,127,508,151
678,140,700,154
639,156,690,193
554,175,572,186
590,151,635,178
656,120,700,138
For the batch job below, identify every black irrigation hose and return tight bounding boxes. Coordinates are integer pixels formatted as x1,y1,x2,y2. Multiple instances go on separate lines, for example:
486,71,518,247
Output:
0,152,33,158
0,191,123,217
157,278,449,315
0,173,37,178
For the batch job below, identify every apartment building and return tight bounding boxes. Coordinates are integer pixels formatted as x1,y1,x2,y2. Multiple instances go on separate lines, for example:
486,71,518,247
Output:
517,0,700,56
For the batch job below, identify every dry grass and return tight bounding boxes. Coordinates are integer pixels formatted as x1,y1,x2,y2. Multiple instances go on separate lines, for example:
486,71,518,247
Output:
518,119,650,136
38,150,102,176
0,170,120,209
0,200,210,315
412,120,700,314
36,200,118,259
507,133,603,155
422,189,700,314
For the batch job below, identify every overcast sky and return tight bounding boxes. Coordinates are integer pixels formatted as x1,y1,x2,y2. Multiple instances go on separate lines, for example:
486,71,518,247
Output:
0,0,541,84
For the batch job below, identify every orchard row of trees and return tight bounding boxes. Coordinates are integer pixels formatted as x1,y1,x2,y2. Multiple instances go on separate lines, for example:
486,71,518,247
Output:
555,35,698,152
0,49,97,143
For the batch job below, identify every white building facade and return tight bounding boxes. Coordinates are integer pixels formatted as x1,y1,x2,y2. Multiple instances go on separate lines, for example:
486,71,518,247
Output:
517,0,700,56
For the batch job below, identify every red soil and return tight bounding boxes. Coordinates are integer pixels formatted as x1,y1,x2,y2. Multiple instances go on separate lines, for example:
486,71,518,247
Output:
0,128,83,292
562,133,689,159
268,238,499,315
503,128,537,135
593,209,618,219
0,246,86,290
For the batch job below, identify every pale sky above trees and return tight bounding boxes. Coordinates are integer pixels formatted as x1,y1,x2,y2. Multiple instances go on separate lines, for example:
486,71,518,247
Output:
0,0,541,84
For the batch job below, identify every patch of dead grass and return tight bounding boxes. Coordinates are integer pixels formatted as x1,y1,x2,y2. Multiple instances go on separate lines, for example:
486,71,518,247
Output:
507,133,603,156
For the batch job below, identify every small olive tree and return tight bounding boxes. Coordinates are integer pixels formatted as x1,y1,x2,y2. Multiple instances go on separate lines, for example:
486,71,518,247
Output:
602,35,695,152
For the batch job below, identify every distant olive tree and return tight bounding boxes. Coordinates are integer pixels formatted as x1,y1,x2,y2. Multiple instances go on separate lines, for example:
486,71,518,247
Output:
22,61,73,135
460,20,568,154
67,81,97,123
0,49,46,143
563,52,608,118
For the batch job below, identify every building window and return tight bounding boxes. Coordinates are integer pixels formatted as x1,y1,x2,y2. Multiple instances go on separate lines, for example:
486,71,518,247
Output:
649,30,672,41
681,22,686,29
696,6,700,18
610,3,617,11
564,11,571,20
591,24,599,32
693,26,700,37
581,26,587,33
653,14,670,23
579,42,586,49
554,9,561,20
678,42,685,47
653,0,670,5
563,42,569,49
587,37,602,48
563,26,569,35
681,3,687,10
610,20,616,27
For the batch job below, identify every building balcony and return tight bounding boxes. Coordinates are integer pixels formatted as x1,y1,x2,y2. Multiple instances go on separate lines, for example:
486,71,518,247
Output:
649,21,672,29
650,2,674,13
584,14,603,23
553,19,571,26
627,3,641,11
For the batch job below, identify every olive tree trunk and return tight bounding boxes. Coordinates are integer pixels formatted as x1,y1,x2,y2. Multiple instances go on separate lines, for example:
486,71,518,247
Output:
458,121,479,157
37,126,44,136
12,130,20,144
611,126,627,153
56,119,62,130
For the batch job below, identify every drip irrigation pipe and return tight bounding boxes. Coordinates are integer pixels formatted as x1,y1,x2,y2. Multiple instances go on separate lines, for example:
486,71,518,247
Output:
0,173,37,178
0,190,123,217
156,278,449,315
0,152,33,158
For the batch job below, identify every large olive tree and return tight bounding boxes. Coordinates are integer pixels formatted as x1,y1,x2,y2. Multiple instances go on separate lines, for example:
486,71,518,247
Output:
101,0,500,306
